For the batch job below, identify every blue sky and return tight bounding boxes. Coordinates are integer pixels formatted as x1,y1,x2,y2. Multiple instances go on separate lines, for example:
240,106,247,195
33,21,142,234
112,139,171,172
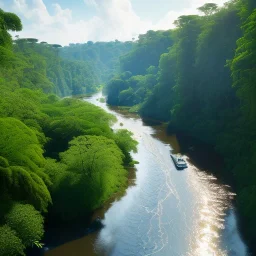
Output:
41,0,190,22
0,0,228,45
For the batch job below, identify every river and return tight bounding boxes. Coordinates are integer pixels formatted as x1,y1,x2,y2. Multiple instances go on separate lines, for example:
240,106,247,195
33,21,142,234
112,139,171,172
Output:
46,92,248,256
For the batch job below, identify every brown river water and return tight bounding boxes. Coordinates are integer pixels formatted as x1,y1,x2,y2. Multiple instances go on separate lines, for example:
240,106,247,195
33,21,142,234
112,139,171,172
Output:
45,92,248,256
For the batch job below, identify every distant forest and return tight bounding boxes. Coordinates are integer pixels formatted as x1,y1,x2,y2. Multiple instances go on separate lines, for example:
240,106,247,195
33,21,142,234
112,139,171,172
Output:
105,0,256,251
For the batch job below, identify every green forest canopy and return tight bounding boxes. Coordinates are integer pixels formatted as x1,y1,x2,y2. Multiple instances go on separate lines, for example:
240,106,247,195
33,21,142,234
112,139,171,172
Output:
0,7,137,255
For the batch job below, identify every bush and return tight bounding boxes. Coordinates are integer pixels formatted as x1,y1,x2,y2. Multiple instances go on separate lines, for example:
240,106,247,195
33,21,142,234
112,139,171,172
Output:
5,203,44,247
0,225,25,256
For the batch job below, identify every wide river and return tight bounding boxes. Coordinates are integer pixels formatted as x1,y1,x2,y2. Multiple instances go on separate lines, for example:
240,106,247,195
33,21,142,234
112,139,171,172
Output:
46,92,248,256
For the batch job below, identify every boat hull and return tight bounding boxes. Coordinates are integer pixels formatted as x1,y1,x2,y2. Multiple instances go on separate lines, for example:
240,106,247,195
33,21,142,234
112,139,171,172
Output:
171,155,187,170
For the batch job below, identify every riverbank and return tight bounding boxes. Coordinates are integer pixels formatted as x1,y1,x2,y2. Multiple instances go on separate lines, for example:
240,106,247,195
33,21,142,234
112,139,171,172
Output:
26,100,136,256
25,164,137,256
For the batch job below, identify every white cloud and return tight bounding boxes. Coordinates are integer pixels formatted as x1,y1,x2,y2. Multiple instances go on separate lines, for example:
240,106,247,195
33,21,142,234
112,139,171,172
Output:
90,0,151,40
8,0,152,45
7,0,228,45
9,0,77,44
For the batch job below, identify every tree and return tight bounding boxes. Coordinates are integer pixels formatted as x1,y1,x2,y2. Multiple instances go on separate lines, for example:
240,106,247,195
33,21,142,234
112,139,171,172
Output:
113,129,138,164
25,38,38,44
4,203,44,247
0,160,52,212
60,135,124,176
51,44,62,48
61,40,133,83
0,9,22,49
146,66,157,75
0,225,25,256
0,118,45,170
0,9,22,31
120,30,173,75
119,87,134,106
46,135,128,221
197,3,218,16
230,8,256,120
0,118,51,211
173,15,199,27
140,44,178,121
106,79,128,105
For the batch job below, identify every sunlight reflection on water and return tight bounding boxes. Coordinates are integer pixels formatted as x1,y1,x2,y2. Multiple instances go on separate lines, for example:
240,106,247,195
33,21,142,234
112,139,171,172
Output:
187,166,233,256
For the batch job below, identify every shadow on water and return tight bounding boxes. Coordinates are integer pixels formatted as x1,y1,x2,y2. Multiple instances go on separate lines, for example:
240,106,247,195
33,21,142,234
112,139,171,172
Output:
42,166,137,256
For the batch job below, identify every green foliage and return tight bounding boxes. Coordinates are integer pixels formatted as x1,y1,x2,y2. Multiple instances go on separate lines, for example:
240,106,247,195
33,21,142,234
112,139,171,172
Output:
228,2,256,247
0,156,51,212
120,30,173,75
4,203,44,247
60,41,133,83
33,240,44,249
106,72,157,106
0,6,138,254
0,156,9,168
173,15,200,27
105,30,175,109
106,79,128,105
46,135,129,221
0,118,44,170
230,8,256,120
119,87,134,106
113,130,138,165
140,44,178,120
197,3,218,16
12,40,100,96
60,136,124,176
0,8,22,49
42,98,115,158
0,225,25,256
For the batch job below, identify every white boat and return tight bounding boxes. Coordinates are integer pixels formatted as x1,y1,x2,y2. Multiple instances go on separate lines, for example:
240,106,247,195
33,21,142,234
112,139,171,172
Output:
171,155,188,169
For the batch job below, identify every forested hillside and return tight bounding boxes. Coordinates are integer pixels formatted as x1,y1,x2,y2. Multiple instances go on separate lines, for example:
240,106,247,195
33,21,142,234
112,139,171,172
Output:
60,41,133,83
106,0,256,250
106,30,173,108
0,8,137,255
11,39,99,96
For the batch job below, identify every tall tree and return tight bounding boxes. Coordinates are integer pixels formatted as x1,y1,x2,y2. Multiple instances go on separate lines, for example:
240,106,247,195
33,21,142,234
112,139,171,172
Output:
197,3,218,16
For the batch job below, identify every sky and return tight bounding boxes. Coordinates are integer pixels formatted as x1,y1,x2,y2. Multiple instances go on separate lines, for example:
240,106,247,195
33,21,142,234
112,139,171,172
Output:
0,0,228,45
